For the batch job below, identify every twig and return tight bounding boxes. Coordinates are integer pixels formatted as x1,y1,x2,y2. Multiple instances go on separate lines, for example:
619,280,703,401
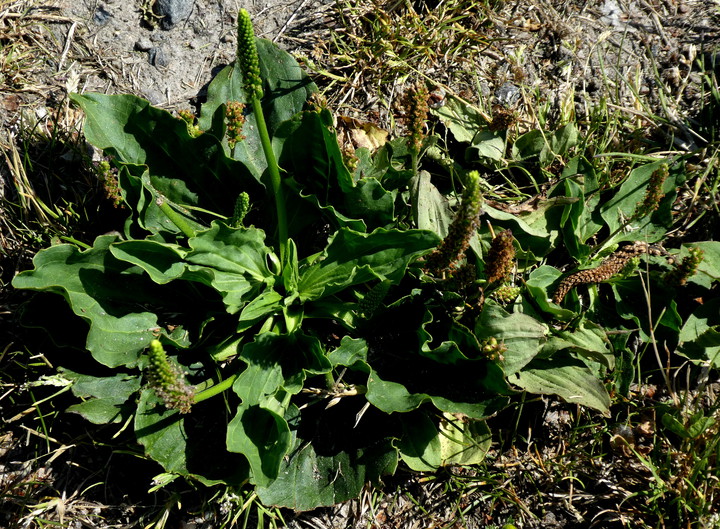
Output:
273,0,310,43
0,12,75,23
57,21,77,72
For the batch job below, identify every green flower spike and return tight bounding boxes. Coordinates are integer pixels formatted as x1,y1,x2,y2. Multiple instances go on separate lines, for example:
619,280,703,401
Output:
359,280,391,318
146,339,195,414
231,191,250,228
236,9,263,101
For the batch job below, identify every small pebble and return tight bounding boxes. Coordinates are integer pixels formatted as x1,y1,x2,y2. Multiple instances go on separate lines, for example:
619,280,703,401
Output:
135,37,152,51
148,47,168,68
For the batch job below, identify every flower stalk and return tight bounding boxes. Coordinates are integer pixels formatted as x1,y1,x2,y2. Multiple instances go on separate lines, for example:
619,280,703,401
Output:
237,9,288,262
156,195,196,238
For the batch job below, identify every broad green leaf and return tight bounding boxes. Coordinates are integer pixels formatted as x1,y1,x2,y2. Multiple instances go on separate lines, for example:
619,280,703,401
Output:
662,413,690,438
687,413,716,439
227,404,291,486
184,222,276,313
483,197,572,255
468,130,506,163
227,333,332,484
327,336,372,373
438,413,492,466
367,369,508,419
675,241,720,289
297,227,439,301
410,170,454,237
660,412,715,440
255,405,398,510
344,177,395,228
200,39,316,135
398,413,442,471
198,38,316,181
431,96,488,143
510,357,611,415
62,369,141,424
544,123,578,164
612,279,683,342
275,110,394,230
678,298,720,367
511,124,578,166
110,240,188,284
276,108,354,194
135,389,188,475
545,322,614,370
237,290,283,332
233,333,332,406
398,412,492,470
69,93,154,164
483,203,549,239
599,160,682,246
512,129,546,162
475,304,548,376
525,265,576,319
330,337,509,418
12,236,160,367
70,93,258,233
559,162,602,261
136,389,246,486
284,180,367,237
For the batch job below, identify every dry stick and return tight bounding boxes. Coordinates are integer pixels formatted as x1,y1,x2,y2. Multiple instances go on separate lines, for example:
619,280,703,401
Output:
273,0,310,42
0,12,75,22
57,21,77,73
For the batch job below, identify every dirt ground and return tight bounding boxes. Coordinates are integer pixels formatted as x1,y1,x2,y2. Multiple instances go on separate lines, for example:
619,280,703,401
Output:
2,0,718,129
1,0,719,527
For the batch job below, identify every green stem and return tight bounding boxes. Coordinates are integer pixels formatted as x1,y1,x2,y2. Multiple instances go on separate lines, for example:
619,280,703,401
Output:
410,151,419,177
251,97,287,262
324,371,335,390
156,195,196,238
193,373,239,404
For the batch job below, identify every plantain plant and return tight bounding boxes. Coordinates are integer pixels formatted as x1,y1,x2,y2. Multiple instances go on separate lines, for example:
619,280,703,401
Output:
12,9,719,511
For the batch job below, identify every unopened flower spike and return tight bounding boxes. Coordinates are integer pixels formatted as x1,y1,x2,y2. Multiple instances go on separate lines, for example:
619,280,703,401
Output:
146,339,195,414
359,280,391,318
236,9,263,101
231,192,250,227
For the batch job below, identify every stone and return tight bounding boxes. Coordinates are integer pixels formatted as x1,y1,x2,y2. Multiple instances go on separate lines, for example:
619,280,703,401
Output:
154,0,194,29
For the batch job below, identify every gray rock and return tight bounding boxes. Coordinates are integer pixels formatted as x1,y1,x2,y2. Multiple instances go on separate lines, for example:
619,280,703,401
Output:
148,47,168,68
93,5,112,26
135,37,153,51
154,0,194,29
